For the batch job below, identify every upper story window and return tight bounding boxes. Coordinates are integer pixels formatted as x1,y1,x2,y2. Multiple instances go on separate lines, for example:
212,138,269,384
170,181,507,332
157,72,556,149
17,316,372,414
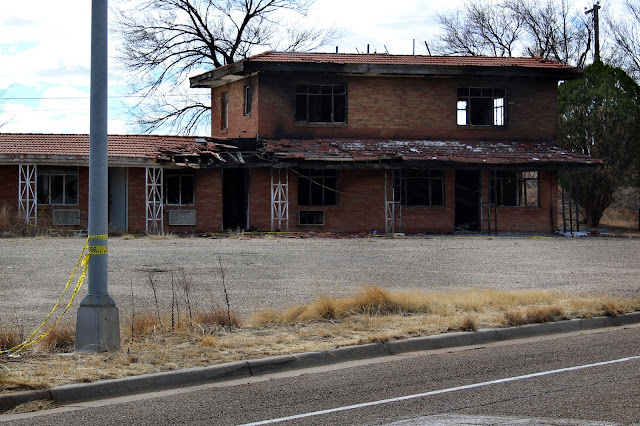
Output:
457,88,506,126
295,84,346,123
490,171,539,207
221,92,229,130
165,173,195,206
37,166,78,205
395,169,444,207
298,169,337,205
244,85,252,115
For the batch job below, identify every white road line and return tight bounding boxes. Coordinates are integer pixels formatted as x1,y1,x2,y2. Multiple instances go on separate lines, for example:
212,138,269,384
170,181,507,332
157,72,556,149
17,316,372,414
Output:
240,355,640,426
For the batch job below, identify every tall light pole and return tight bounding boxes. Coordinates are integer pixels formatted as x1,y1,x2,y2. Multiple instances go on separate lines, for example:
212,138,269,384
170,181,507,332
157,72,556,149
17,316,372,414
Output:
75,0,120,353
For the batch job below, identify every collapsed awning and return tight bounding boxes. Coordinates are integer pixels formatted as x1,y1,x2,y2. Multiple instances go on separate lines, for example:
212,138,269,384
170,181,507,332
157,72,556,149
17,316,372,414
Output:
263,139,602,170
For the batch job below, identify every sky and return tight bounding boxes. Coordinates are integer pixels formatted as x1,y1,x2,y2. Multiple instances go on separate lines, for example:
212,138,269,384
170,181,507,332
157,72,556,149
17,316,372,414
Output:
0,0,601,136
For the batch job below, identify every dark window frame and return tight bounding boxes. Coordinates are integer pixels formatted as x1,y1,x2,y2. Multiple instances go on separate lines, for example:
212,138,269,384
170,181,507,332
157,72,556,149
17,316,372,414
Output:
221,92,229,130
490,170,539,207
244,85,252,115
165,173,195,206
37,166,79,205
295,84,347,124
457,87,506,127
297,169,338,206
395,169,444,207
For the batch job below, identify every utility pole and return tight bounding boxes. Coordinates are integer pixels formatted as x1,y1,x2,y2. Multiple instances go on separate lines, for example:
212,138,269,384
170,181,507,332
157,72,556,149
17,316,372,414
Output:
75,0,120,353
586,2,601,62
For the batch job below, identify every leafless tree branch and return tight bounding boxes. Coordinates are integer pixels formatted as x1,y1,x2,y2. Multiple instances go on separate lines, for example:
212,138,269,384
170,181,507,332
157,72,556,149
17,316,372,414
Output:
112,0,334,134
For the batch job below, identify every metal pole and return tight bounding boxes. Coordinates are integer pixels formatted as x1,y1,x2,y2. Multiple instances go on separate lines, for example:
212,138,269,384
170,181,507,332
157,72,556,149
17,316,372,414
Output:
75,0,120,353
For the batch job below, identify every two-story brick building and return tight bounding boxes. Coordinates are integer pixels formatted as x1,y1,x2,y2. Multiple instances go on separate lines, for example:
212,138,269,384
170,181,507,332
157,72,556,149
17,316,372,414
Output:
189,51,600,234
0,52,600,234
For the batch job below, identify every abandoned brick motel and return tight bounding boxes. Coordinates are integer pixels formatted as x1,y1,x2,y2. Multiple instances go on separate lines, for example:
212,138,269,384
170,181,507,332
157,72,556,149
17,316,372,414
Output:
0,52,601,235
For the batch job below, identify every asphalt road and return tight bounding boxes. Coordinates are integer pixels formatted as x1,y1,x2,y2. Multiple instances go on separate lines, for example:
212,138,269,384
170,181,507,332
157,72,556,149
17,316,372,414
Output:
1,235,640,326
3,324,639,425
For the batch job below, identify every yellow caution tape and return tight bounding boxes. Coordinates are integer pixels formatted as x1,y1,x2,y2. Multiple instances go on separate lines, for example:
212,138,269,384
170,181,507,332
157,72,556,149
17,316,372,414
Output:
0,234,107,355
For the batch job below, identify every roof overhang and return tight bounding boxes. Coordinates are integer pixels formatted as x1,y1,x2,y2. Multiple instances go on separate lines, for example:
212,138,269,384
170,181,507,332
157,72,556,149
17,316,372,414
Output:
190,55,583,88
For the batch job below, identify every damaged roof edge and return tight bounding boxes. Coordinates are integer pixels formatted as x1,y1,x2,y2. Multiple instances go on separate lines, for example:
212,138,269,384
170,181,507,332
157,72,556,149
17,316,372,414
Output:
189,52,583,87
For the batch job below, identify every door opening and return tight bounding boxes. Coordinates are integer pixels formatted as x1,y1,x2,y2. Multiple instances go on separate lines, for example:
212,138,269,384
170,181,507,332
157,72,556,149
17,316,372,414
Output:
223,168,249,230
455,170,481,232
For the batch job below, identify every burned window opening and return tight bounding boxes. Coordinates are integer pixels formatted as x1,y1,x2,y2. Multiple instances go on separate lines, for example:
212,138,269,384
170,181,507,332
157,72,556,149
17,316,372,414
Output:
457,87,506,126
37,166,78,205
244,85,252,115
221,92,229,130
295,84,346,123
165,173,195,206
395,169,444,206
490,170,539,207
297,169,337,206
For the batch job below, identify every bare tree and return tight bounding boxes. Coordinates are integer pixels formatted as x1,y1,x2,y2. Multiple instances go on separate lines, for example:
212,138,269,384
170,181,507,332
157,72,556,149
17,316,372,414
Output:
608,0,640,79
434,0,591,66
435,0,523,56
113,0,337,134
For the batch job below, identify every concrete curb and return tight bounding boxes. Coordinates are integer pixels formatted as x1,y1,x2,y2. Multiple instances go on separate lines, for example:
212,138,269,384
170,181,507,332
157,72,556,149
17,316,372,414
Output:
2,312,640,413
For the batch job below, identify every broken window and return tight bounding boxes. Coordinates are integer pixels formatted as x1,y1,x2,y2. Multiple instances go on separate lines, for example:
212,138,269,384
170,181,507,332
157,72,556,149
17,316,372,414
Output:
295,84,346,123
165,173,195,205
457,88,506,126
299,210,325,225
244,85,252,115
490,171,539,207
395,169,444,206
221,92,229,130
37,166,78,205
297,169,337,206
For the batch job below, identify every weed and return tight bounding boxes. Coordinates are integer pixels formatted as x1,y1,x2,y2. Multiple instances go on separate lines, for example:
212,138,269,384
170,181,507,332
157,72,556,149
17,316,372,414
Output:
195,307,241,328
460,315,477,331
0,325,24,351
40,323,75,352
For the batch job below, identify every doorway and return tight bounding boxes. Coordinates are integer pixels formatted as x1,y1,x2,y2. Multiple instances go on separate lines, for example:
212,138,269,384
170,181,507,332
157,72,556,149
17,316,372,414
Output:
223,168,249,230
455,170,481,232
108,167,128,232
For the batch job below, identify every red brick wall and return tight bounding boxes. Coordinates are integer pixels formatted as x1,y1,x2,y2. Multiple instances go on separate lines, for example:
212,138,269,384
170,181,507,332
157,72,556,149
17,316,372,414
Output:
481,170,558,233
247,168,459,233
210,75,259,138
401,170,456,234
127,168,146,233
211,72,560,141
129,168,224,234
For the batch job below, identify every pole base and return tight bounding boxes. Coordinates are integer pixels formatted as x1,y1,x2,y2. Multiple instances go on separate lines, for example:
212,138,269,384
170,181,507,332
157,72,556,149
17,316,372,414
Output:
75,306,120,353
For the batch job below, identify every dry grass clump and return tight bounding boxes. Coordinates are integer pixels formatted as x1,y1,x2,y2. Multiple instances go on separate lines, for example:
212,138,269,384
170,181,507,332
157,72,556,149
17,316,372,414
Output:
504,306,566,326
0,325,24,351
40,323,75,352
195,307,242,328
251,287,562,325
1,286,639,395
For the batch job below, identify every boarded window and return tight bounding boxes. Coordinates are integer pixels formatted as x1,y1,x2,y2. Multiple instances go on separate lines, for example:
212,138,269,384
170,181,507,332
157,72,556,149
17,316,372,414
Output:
298,169,337,206
295,84,346,123
457,88,506,126
490,171,539,207
37,166,78,205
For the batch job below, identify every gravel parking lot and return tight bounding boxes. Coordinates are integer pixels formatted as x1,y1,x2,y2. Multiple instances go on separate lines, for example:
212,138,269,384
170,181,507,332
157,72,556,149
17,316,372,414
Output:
1,235,639,327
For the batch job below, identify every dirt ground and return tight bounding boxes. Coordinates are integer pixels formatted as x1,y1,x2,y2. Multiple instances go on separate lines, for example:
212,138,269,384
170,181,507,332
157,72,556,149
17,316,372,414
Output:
1,234,639,328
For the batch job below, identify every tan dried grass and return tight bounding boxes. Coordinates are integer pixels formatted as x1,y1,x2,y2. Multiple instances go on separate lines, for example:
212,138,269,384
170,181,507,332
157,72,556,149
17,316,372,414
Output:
1,287,639,395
